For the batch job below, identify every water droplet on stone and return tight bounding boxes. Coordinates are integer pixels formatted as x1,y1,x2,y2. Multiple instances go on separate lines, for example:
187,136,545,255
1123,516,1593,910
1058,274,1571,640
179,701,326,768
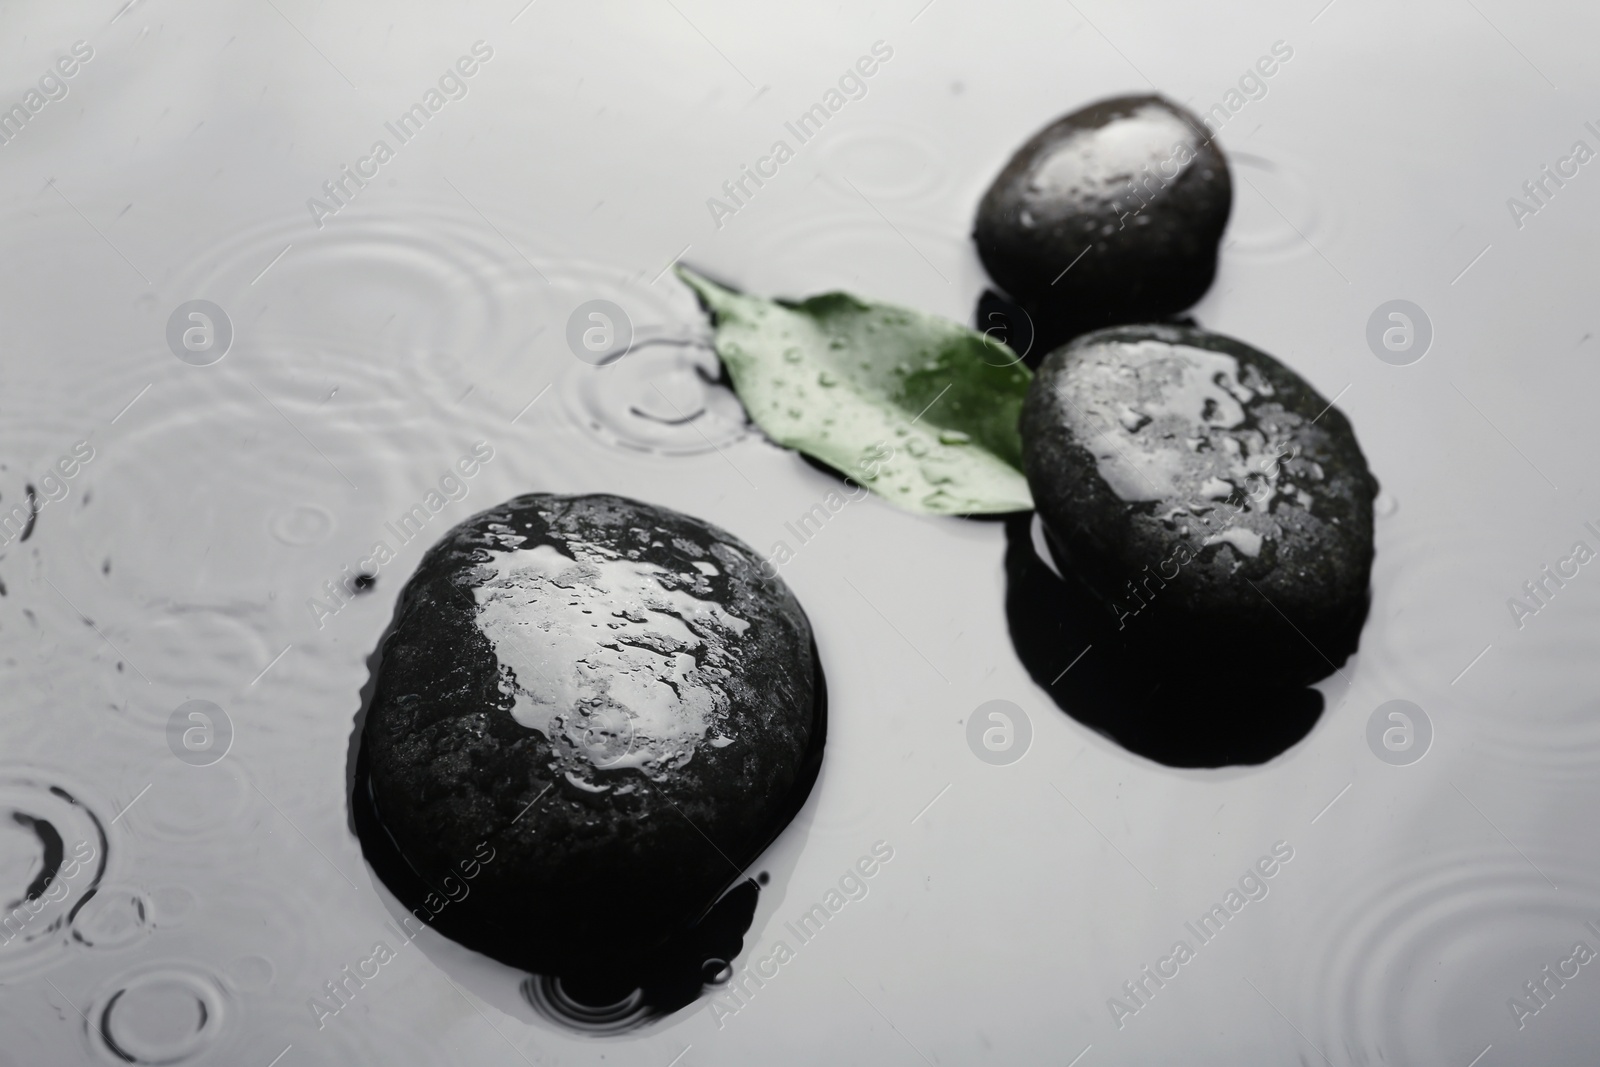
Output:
1117,405,1150,433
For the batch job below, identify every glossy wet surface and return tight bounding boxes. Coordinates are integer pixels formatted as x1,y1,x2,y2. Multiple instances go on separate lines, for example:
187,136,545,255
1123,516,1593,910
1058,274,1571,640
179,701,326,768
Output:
3,2,1599,1064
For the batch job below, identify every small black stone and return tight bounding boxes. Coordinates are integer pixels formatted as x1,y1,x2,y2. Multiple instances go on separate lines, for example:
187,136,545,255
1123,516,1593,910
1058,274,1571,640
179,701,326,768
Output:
974,95,1231,339
361,493,823,974
1021,325,1376,688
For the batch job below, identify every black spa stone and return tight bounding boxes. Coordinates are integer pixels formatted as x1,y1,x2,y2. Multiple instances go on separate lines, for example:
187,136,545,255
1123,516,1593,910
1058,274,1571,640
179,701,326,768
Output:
1020,325,1376,688
361,493,823,974
973,95,1231,337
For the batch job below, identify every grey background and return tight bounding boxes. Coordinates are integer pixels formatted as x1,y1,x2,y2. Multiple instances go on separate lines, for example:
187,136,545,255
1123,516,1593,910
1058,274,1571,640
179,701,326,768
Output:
1,0,1597,1063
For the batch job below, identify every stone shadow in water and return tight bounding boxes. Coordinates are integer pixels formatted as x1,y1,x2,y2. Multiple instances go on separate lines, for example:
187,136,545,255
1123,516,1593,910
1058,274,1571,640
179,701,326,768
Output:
1002,514,1343,767
351,748,764,1030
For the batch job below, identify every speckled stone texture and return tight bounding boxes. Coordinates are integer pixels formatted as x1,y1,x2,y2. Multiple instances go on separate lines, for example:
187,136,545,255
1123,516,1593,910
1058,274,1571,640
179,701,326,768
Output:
974,95,1231,336
1021,325,1376,687
362,493,822,973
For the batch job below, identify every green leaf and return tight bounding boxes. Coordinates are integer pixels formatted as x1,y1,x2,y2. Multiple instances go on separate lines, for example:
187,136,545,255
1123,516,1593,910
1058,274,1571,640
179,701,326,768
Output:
677,267,1034,515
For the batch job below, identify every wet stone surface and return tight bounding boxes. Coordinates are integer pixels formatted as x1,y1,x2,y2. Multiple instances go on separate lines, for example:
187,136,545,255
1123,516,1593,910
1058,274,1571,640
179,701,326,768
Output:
1021,324,1377,689
973,95,1231,340
359,493,824,975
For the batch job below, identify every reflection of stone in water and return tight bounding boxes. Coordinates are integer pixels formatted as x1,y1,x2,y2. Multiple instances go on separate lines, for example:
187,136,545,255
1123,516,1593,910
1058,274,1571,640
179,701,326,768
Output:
1001,514,1325,767
351,754,765,1033
524,976,648,1034
561,339,747,456
520,878,762,1035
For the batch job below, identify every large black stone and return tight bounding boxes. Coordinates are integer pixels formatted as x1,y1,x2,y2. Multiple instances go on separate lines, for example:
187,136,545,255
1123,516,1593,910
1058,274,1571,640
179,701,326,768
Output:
973,95,1231,340
1020,325,1376,689
360,493,823,975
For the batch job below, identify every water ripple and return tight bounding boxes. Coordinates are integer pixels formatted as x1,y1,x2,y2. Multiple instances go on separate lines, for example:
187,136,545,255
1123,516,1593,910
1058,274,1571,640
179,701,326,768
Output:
0,769,111,981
